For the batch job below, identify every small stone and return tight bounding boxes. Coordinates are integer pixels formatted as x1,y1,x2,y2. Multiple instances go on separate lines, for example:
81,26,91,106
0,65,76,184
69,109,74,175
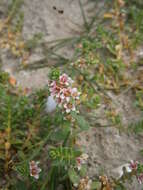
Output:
45,95,57,113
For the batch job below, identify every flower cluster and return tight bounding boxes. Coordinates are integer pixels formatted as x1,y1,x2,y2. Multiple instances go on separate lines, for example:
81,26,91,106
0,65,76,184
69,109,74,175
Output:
129,160,138,170
29,161,41,179
137,174,143,184
76,153,89,171
129,160,143,184
49,73,80,113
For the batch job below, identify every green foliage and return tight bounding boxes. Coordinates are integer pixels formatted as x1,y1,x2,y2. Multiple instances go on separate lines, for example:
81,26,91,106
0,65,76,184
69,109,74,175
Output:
50,126,71,142
49,68,60,80
135,89,143,111
14,11,24,32
49,147,81,166
8,0,24,22
0,70,90,189
90,181,101,190
115,184,126,190
129,119,143,134
125,0,143,47
137,163,143,174
68,168,80,185
0,72,9,84
14,162,29,178
71,112,90,131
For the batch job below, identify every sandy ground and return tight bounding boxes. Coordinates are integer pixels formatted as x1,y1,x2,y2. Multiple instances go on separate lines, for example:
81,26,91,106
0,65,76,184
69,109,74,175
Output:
1,0,100,89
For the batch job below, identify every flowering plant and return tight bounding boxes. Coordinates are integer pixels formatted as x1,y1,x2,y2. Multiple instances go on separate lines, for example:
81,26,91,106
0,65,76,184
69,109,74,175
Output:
29,161,41,179
129,160,143,184
48,73,81,114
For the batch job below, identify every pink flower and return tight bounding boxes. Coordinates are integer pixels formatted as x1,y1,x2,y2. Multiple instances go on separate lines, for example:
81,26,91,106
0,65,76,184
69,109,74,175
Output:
59,73,69,85
129,160,138,170
137,174,143,184
59,73,73,86
129,160,143,185
29,161,41,179
49,81,60,96
48,73,80,114
70,88,81,100
63,103,76,113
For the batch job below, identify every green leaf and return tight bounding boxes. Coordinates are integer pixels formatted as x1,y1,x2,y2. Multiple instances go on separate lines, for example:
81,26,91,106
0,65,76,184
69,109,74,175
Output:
17,151,26,160
50,126,70,142
0,153,5,160
49,146,81,163
14,162,29,178
80,165,87,177
91,181,101,190
115,184,127,190
71,112,90,131
68,168,80,185
11,139,23,145
12,181,27,190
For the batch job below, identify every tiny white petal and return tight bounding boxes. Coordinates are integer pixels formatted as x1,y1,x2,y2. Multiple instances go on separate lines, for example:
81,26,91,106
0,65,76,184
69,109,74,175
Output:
66,109,71,113
72,106,76,111
66,97,70,102
37,168,42,173
73,183,78,187
34,174,39,179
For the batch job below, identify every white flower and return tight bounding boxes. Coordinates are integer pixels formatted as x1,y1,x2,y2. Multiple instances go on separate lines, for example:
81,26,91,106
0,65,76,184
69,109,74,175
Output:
73,183,78,187
71,87,80,99
66,97,70,102
72,106,76,111
59,93,65,100
29,161,41,179
81,153,89,161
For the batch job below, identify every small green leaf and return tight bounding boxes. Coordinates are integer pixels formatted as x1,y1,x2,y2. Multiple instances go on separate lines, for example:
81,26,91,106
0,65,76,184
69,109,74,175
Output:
68,168,80,185
50,126,70,142
71,112,90,131
91,181,101,190
17,151,26,160
12,181,27,190
14,162,29,178
11,139,23,145
0,153,5,160
115,184,127,190
80,165,87,177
